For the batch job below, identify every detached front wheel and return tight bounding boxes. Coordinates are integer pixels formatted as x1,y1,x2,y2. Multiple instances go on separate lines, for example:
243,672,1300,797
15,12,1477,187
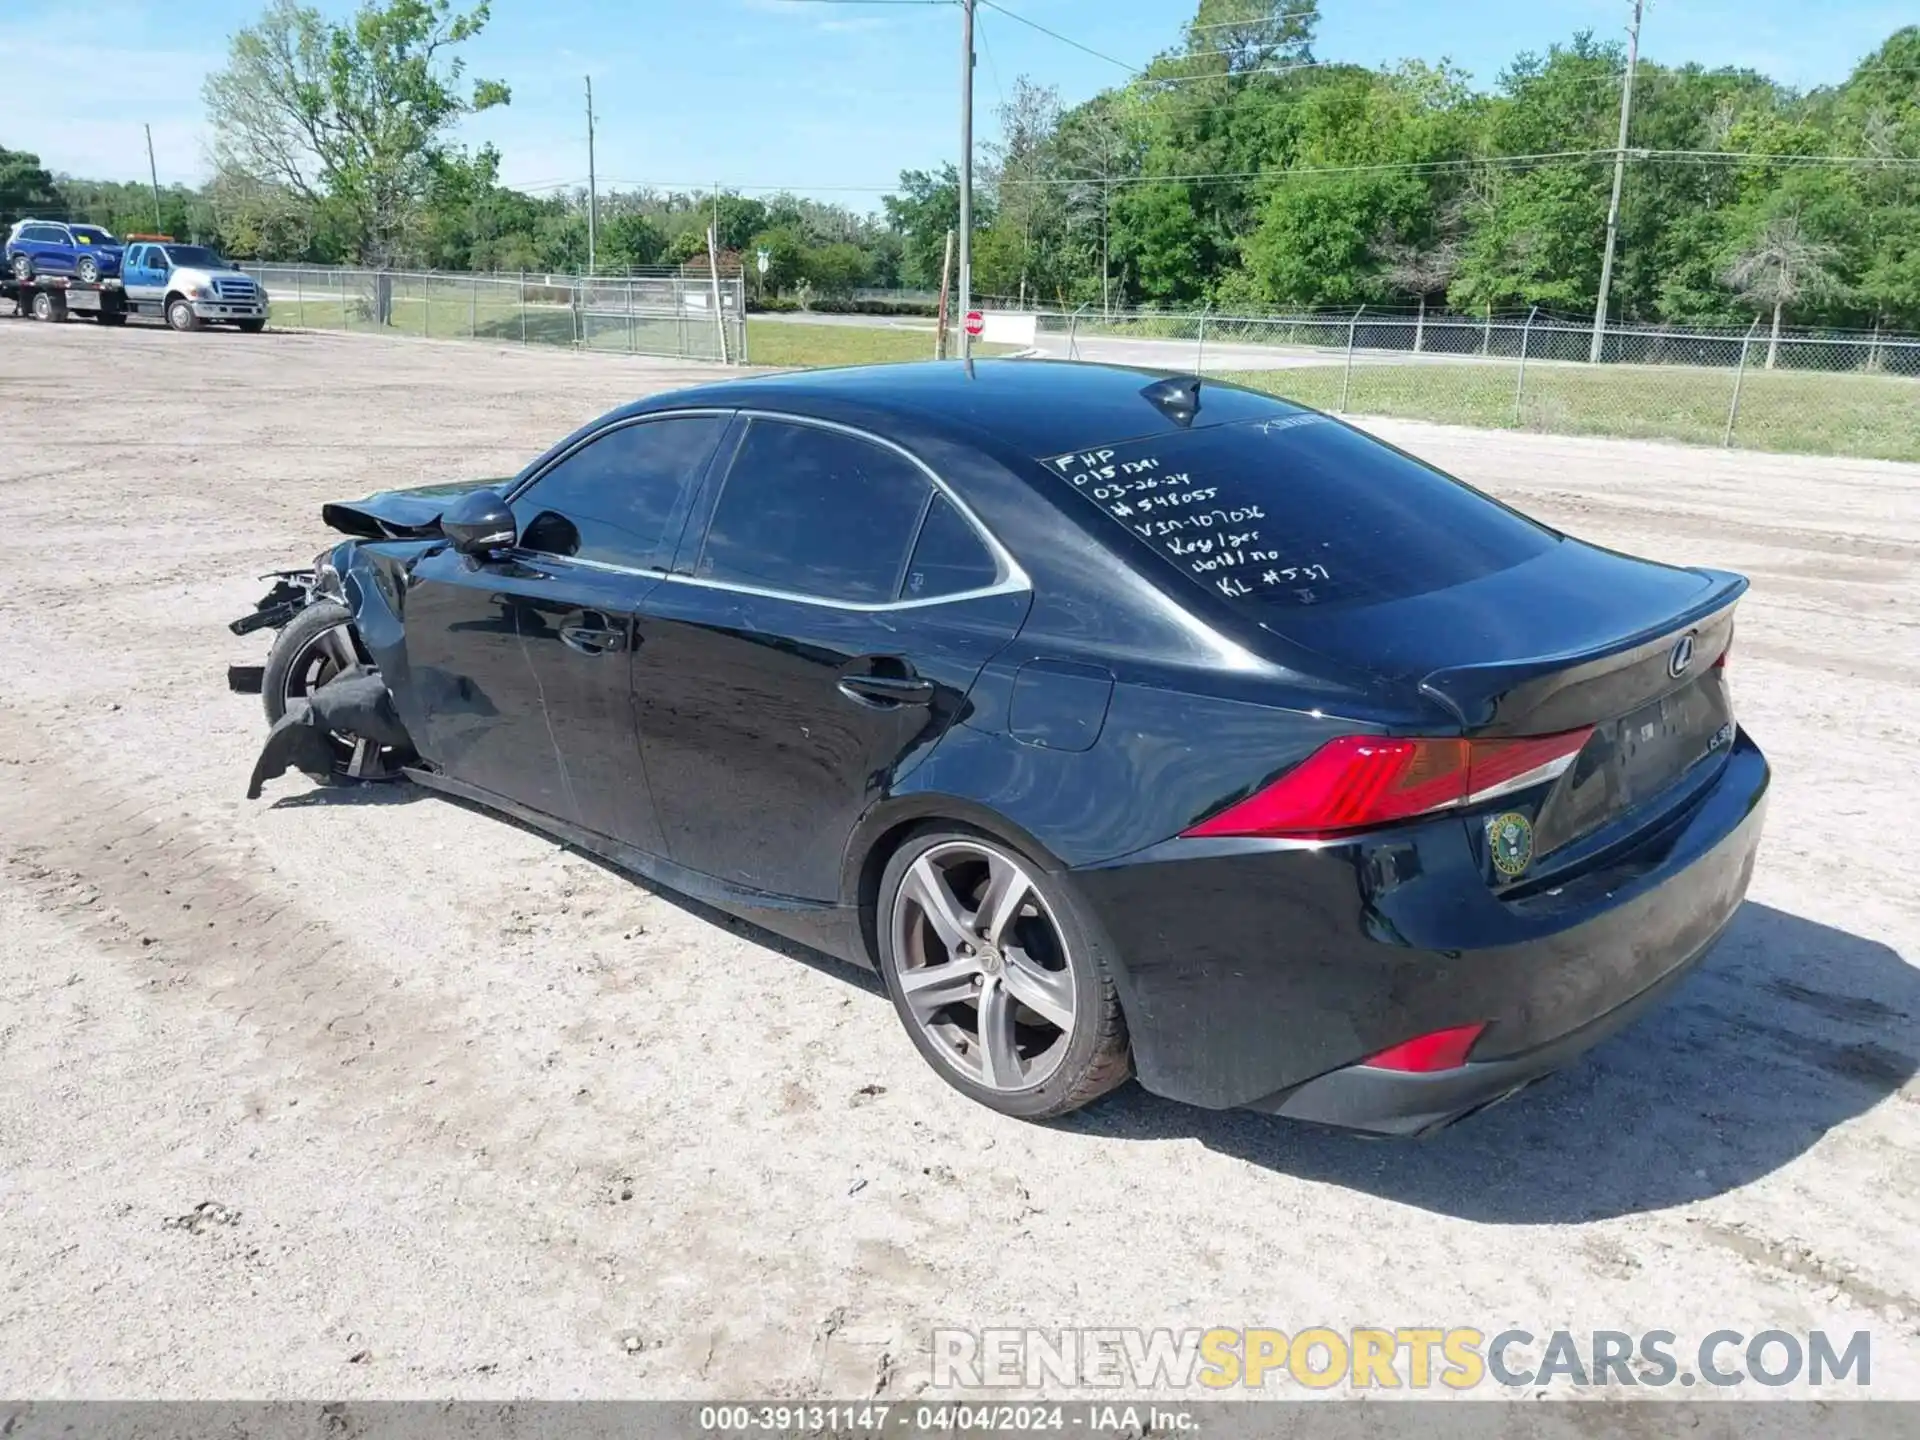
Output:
876,830,1130,1119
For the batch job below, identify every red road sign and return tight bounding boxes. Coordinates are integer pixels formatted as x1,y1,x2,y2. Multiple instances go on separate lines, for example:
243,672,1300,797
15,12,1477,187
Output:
964,310,985,336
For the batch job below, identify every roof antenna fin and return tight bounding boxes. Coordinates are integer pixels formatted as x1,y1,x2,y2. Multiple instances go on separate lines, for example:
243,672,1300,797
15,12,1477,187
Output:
1141,374,1202,427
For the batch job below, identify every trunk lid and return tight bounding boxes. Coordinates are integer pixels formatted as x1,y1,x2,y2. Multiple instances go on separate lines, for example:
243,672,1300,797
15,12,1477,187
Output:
1270,541,1744,876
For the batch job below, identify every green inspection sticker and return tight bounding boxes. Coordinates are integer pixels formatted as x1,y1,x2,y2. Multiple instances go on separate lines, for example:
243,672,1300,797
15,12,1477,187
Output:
1487,811,1534,877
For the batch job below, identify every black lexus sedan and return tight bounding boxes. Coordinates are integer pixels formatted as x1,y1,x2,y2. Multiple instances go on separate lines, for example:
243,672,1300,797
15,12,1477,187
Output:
236,360,1768,1134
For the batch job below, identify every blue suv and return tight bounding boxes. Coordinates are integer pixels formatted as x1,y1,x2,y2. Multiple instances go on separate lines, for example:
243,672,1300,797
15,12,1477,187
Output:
6,220,126,283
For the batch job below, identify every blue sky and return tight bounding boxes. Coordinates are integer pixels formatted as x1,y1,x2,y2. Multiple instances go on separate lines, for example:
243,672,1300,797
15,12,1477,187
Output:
1,0,1910,210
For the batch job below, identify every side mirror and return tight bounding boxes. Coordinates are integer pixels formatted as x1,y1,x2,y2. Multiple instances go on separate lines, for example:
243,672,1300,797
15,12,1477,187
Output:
442,488,516,557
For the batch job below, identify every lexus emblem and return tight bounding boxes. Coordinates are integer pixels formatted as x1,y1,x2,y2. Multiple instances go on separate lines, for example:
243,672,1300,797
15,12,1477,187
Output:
1669,633,1696,678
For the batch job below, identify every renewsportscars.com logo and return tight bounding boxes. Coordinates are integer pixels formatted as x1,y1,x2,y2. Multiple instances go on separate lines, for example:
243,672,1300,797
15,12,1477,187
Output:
931,1327,1873,1392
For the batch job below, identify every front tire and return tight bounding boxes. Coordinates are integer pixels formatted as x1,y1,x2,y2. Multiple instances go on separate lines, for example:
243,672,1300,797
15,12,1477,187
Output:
237,318,266,333
166,297,201,332
262,600,358,727
876,828,1130,1119
262,601,406,783
75,255,100,283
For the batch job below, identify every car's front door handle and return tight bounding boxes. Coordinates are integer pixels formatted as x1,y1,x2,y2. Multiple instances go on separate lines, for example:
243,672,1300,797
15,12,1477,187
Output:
837,672,935,708
560,624,625,656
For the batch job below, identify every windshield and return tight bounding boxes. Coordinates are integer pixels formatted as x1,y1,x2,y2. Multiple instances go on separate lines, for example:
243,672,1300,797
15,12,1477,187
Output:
159,246,229,269
70,226,118,245
1041,415,1558,612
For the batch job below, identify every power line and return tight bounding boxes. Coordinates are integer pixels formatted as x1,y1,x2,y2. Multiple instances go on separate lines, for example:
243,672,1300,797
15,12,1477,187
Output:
1184,7,1323,32
586,147,1920,197
975,5,1007,114
1146,57,1360,85
974,0,1137,74
1648,148,1920,167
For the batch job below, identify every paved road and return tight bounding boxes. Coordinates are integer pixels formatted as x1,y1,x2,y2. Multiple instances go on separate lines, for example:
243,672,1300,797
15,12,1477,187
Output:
753,310,1389,372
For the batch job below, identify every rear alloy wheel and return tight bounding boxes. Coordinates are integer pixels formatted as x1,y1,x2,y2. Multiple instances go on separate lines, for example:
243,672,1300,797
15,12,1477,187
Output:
9,254,29,280
878,831,1130,1119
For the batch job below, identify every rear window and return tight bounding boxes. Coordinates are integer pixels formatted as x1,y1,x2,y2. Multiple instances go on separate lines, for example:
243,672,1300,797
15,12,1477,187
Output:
1041,416,1556,610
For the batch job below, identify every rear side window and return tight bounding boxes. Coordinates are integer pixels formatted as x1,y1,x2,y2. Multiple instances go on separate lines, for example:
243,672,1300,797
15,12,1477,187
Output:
512,415,727,570
698,420,931,603
1042,416,1556,610
903,494,998,600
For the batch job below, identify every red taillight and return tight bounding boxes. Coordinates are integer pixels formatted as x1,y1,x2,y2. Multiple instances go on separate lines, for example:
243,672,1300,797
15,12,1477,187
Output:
1182,727,1592,840
1364,1022,1488,1072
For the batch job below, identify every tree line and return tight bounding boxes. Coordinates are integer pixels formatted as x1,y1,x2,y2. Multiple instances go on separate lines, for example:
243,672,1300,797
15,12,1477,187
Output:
4,0,1916,331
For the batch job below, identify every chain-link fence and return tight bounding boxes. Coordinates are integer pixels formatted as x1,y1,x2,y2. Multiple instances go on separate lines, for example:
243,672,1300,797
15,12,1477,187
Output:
1042,305,1920,461
249,265,749,364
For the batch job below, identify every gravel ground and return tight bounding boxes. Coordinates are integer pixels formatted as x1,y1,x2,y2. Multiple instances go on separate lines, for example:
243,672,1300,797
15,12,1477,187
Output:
1,323,1916,1402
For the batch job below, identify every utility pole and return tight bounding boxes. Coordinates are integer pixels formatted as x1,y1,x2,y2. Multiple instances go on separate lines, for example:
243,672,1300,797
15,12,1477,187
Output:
935,228,955,359
1590,0,1643,364
957,0,975,361
144,124,163,231
585,76,598,276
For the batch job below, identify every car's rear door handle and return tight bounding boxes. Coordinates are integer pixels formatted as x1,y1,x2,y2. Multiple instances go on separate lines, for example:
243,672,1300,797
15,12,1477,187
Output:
560,624,625,656
837,672,935,708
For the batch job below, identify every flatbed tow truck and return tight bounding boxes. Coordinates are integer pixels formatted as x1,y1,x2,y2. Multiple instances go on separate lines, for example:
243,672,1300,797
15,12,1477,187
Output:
4,234,268,330
2,273,130,325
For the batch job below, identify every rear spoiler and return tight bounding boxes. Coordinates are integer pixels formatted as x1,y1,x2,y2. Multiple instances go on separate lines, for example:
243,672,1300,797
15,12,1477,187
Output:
1419,569,1746,733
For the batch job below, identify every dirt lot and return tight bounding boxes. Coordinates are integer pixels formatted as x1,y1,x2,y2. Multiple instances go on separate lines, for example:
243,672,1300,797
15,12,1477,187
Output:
1,324,1917,1401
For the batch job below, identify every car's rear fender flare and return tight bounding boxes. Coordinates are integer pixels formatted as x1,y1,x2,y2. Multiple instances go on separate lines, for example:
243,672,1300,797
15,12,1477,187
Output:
840,792,1156,1048
840,792,1072,959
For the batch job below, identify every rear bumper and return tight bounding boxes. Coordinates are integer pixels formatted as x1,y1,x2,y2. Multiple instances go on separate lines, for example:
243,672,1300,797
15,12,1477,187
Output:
1072,732,1769,1127
1254,924,1721,1135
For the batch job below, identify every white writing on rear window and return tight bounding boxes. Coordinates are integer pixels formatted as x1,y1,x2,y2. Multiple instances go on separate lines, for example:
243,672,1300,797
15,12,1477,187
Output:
1046,446,1333,600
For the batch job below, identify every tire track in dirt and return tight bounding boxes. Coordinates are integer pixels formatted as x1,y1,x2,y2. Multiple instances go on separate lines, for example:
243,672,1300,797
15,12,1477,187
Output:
0,706,488,1140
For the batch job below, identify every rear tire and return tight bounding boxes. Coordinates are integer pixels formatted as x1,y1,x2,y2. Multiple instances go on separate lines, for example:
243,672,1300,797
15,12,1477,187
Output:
95,309,126,326
9,253,30,280
876,827,1131,1119
30,291,62,323
166,297,201,332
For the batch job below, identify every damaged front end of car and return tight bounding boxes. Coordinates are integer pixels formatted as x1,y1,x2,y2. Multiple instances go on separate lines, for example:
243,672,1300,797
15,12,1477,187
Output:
229,479,501,797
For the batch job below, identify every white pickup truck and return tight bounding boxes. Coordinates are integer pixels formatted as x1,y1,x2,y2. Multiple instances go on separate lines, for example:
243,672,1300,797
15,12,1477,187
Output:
120,238,269,331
